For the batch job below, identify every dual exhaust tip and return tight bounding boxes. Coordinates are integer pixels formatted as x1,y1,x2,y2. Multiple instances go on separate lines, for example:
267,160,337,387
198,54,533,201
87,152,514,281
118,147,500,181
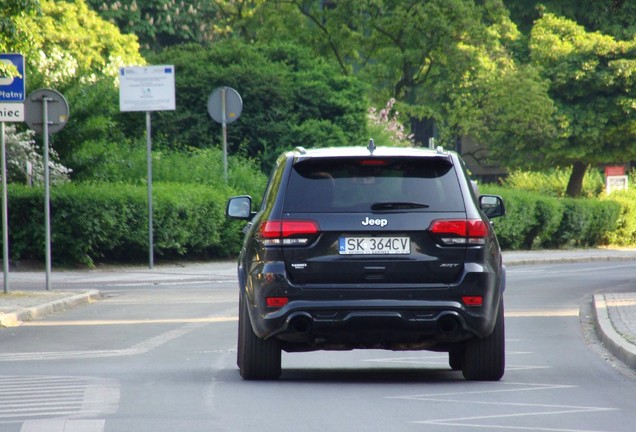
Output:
286,312,462,336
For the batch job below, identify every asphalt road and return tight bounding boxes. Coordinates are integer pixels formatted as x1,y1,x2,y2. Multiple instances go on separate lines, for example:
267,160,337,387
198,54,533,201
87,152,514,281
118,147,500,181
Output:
1,261,635,432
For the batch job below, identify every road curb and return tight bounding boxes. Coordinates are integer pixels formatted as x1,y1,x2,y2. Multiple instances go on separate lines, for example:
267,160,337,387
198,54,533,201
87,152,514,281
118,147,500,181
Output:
593,294,636,370
0,290,102,328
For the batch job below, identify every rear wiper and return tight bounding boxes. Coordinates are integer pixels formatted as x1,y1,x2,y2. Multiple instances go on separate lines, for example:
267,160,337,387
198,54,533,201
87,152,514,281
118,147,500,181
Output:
371,202,429,211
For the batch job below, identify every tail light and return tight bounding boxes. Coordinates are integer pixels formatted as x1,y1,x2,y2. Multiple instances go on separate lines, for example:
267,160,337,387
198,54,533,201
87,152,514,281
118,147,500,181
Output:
462,296,484,306
428,219,489,245
259,220,320,246
266,297,289,308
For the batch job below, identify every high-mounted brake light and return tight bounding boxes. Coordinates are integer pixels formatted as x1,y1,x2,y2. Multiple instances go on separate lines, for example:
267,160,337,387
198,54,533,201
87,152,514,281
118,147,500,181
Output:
428,219,489,245
259,220,320,246
359,159,389,166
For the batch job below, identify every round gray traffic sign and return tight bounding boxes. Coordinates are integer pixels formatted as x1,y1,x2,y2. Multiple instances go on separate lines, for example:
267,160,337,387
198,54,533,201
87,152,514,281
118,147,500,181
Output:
24,88,69,134
207,86,242,124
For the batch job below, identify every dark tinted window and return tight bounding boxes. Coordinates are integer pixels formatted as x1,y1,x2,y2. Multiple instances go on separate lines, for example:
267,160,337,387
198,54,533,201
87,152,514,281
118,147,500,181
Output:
284,157,465,212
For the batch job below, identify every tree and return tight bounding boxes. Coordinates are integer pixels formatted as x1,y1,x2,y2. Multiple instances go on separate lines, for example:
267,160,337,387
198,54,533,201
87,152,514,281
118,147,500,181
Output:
0,0,40,78
21,0,145,173
85,0,267,52
456,64,557,170
147,40,368,170
529,14,636,196
26,0,145,89
251,0,553,172
505,0,636,39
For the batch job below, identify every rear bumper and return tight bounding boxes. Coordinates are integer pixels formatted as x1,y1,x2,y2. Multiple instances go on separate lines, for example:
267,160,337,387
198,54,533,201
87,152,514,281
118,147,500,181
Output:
242,260,504,350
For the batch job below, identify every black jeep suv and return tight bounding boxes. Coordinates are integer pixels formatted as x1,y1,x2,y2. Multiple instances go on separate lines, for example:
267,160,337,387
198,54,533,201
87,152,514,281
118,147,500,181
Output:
226,143,506,381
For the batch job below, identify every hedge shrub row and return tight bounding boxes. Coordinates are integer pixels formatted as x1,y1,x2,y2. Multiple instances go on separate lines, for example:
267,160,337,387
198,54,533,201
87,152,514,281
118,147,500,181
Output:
5,181,633,267
6,182,246,266
482,186,622,250
600,189,636,246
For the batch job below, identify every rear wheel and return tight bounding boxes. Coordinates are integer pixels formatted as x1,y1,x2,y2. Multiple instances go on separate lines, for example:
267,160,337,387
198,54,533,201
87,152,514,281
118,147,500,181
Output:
462,299,505,381
237,294,282,380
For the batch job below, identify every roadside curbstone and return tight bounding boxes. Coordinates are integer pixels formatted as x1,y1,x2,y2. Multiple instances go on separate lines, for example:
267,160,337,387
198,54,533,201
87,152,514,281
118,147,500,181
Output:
0,290,101,328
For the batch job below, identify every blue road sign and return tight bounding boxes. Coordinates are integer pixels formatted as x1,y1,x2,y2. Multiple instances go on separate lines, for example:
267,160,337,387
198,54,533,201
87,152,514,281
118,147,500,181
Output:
0,54,26,102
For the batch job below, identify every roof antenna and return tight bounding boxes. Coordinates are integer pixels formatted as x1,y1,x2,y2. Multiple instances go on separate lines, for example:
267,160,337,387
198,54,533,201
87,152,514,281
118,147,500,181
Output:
368,138,376,155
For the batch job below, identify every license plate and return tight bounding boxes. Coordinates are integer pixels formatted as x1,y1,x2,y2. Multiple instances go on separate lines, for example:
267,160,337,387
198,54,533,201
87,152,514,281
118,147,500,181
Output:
339,236,410,255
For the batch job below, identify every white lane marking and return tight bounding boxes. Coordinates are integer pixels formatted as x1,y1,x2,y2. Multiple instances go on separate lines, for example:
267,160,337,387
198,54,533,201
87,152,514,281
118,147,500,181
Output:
0,322,213,361
22,316,237,327
106,279,237,287
506,309,579,317
21,419,105,432
389,382,616,432
507,263,635,275
0,376,118,424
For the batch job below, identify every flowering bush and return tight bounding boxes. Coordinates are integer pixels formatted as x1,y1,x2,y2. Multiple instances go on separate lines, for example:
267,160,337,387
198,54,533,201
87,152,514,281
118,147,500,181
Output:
367,98,414,147
3,124,71,185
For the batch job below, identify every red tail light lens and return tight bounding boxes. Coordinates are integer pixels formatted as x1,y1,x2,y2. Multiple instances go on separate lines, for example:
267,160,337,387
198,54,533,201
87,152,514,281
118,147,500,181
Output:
259,220,320,246
462,296,484,306
266,297,289,308
428,219,489,245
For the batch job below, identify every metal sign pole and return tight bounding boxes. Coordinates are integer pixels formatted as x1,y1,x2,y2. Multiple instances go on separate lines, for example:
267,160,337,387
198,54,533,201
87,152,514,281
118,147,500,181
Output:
42,96,52,291
146,111,154,269
1,122,8,294
24,89,68,290
221,87,228,183
207,86,242,184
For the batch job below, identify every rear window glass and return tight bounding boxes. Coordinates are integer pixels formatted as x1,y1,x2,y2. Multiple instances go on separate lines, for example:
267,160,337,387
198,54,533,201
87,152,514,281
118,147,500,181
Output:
283,157,465,212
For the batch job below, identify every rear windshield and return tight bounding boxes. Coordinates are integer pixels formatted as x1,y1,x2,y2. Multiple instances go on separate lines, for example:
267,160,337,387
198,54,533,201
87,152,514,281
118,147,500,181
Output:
283,157,465,212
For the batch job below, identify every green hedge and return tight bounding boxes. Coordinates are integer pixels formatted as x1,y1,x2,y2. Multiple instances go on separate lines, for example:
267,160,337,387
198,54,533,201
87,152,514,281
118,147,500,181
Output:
601,189,636,246
5,181,633,267
482,186,622,250
6,182,244,266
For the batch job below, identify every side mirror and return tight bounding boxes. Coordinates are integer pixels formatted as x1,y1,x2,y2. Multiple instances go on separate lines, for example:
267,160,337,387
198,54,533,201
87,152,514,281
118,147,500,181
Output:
479,195,505,219
226,195,253,219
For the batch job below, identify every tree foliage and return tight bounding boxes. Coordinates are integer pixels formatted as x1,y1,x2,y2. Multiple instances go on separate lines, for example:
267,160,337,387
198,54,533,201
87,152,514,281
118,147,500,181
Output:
13,0,145,174
27,0,145,90
85,0,268,52
505,0,636,38
147,40,369,170
529,14,636,196
246,0,554,166
0,0,40,77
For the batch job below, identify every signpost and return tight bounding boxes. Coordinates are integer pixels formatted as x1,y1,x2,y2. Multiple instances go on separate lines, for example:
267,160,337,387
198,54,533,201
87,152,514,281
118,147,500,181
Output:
24,89,69,291
207,87,242,182
605,165,628,194
0,53,26,294
119,65,176,269
0,53,26,102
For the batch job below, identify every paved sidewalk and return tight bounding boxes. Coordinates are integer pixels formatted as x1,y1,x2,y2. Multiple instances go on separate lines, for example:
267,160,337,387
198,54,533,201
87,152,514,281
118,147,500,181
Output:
1,249,635,372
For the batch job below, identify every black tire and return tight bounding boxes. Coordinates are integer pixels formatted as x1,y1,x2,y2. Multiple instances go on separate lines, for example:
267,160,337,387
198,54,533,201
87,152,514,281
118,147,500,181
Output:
462,299,505,381
449,350,464,371
237,294,282,380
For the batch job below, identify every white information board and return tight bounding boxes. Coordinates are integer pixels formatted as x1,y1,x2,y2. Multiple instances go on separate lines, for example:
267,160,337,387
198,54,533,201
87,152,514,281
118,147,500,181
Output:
0,102,24,122
119,65,176,112
606,175,629,194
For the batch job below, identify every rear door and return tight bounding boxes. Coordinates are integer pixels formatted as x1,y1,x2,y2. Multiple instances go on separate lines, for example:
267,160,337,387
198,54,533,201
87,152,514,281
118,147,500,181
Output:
281,155,468,285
